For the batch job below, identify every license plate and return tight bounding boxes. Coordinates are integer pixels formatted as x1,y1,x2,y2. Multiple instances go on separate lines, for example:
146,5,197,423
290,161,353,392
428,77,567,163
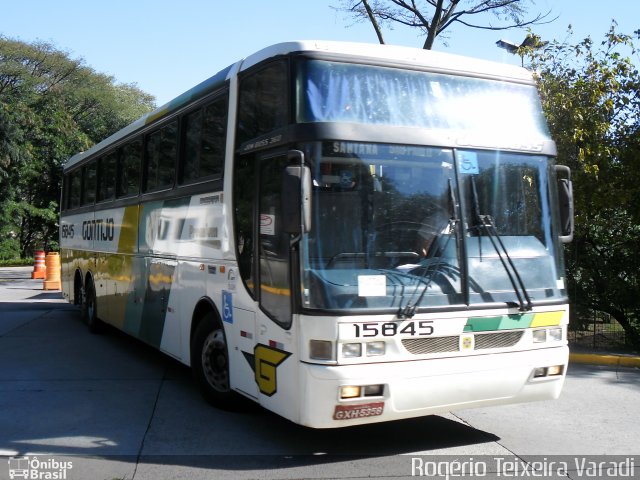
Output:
333,402,384,420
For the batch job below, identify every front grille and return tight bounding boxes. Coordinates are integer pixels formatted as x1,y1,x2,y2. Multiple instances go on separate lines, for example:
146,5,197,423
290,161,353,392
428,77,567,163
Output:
402,330,524,355
475,330,524,349
402,336,459,355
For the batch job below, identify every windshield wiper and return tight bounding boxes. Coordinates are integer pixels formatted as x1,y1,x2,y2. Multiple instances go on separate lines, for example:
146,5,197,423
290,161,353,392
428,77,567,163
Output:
397,180,462,319
470,178,532,312
396,223,458,319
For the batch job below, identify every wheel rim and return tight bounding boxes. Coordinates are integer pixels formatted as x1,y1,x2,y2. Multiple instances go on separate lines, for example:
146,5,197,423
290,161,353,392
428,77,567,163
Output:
201,329,230,392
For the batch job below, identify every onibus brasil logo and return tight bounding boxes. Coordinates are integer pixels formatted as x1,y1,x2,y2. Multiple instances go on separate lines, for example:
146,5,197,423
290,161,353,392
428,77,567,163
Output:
7,456,73,479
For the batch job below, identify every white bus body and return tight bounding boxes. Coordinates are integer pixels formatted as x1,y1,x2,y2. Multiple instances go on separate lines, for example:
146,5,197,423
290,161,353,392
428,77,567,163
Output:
61,41,572,428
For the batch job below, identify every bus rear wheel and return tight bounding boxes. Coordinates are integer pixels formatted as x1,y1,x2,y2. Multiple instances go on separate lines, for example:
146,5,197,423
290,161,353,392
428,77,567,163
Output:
81,278,103,334
191,314,236,409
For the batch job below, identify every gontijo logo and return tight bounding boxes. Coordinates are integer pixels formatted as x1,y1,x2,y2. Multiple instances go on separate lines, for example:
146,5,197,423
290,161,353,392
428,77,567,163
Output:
82,218,115,241
254,344,290,396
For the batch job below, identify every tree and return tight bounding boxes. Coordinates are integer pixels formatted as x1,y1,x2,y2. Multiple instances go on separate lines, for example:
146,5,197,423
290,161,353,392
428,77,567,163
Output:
335,0,554,49
0,37,155,258
525,23,640,349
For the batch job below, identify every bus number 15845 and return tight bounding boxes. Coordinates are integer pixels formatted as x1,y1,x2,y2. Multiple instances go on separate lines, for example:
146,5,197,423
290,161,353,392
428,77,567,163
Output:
353,320,434,338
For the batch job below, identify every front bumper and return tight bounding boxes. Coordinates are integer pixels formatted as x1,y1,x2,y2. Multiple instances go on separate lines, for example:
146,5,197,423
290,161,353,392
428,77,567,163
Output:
299,346,569,428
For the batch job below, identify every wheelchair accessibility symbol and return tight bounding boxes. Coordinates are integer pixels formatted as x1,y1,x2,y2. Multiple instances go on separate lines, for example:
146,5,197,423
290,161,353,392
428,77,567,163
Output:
222,290,233,324
458,152,479,175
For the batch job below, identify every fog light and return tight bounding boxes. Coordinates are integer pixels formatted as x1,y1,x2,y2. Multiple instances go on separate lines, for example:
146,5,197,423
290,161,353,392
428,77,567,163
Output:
310,340,333,360
342,343,362,358
532,329,547,343
366,341,386,356
340,386,361,399
547,365,564,376
549,328,563,341
533,367,547,378
364,384,384,397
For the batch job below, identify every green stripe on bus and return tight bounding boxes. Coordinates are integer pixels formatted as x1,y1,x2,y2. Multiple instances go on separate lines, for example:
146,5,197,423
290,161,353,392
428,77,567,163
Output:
464,313,534,332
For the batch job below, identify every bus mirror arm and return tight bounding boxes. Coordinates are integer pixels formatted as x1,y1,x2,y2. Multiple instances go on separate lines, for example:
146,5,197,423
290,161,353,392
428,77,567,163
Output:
555,165,574,243
282,150,312,234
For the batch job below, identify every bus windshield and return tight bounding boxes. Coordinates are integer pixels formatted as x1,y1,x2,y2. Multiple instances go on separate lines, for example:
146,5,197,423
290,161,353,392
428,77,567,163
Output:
300,141,566,312
296,59,551,147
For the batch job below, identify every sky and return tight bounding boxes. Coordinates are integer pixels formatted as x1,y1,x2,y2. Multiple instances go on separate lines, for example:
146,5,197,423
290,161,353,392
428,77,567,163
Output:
1,0,639,107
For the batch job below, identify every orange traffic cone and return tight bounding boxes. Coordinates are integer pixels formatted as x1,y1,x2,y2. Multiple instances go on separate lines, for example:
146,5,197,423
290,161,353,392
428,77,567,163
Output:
31,250,47,279
43,252,61,290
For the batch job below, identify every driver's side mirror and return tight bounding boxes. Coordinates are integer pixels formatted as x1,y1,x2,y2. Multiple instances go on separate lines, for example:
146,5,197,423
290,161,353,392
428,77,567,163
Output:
556,165,574,243
282,150,312,234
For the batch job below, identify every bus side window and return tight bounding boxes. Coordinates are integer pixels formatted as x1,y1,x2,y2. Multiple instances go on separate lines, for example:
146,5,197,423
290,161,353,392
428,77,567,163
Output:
200,94,227,179
118,138,142,197
181,93,227,184
237,61,288,145
61,174,68,211
69,170,82,209
81,161,97,206
145,121,177,192
182,108,203,183
97,151,117,202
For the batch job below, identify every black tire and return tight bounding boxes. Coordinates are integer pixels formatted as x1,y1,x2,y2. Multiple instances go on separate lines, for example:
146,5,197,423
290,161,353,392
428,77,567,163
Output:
73,273,83,306
191,314,237,409
81,277,103,334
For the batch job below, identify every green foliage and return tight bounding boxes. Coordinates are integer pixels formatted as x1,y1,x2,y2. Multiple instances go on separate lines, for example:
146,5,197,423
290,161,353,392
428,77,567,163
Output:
525,22,640,348
0,257,33,267
0,36,155,258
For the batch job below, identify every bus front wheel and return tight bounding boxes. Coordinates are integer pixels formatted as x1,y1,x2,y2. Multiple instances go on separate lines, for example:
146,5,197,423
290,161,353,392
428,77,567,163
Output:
191,315,236,409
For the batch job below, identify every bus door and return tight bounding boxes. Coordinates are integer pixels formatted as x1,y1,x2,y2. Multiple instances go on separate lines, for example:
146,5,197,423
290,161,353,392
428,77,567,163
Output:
255,152,298,413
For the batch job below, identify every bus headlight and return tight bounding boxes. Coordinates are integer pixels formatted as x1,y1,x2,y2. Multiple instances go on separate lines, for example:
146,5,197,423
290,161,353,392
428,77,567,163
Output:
532,329,547,343
342,343,362,358
549,328,563,341
366,341,386,356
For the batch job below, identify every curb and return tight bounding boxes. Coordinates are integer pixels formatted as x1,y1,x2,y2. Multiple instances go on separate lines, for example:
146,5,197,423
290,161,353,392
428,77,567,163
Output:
569,352,640,368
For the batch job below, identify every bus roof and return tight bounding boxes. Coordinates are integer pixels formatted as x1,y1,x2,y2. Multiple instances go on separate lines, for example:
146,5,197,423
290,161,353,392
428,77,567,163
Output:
241,40,533,81
64,41,534,172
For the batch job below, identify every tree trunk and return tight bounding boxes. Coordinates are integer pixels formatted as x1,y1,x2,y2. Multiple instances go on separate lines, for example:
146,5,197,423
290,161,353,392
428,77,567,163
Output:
422,0,445,49
606,308,640,352
362,0,385,44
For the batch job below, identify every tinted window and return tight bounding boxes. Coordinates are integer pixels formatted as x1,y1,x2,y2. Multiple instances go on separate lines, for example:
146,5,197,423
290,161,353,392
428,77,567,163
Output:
181,95,228,184
297,59,550,141
98,151,117,202
69,170,82,209
183,109,202,182
201,97,227,178
82,162,96,205
145,121,177,191
118,138,142,197
237,62,288,144
258,155,292,327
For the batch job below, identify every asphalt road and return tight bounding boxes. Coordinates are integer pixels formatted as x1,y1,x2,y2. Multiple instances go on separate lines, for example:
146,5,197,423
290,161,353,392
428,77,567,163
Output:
0,267,638,480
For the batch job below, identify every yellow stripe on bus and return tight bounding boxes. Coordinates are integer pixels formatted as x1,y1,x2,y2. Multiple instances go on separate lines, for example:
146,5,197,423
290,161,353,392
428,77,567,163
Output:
530,311,564,327
118,205,139,254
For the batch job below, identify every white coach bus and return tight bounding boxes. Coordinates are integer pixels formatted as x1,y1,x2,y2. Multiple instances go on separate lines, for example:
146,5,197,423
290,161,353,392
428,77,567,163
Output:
60,41,574,428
